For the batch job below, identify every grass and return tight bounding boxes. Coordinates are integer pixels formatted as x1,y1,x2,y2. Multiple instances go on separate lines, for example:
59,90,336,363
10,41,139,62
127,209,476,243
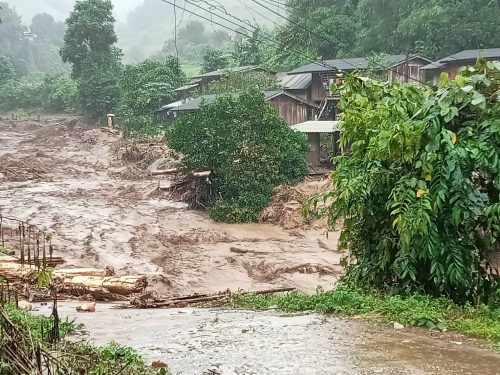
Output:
182,64,202,78
3,303,75,340
1,304,171,374
0,247,7,254
234,286,500,349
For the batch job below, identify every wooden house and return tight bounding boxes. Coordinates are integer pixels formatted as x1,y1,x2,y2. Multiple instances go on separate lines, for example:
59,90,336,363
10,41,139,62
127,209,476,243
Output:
166,90,318,126
173,65,272,99
286,54,432,120
422,48,500,85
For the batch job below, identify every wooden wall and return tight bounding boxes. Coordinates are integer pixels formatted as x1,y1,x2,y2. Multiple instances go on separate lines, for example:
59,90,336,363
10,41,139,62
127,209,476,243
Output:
268,95,312,126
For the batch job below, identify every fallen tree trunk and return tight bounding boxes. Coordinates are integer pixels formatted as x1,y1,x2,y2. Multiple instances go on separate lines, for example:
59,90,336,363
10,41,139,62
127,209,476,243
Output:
0,262,36,281
53,267,115,279
58,275,147,295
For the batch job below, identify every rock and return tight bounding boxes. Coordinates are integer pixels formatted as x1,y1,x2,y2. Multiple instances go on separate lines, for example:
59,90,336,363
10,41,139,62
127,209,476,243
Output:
152,360,168,368
18,301,32,311
393,322,405,330
76,302,96,312
449,341,463,345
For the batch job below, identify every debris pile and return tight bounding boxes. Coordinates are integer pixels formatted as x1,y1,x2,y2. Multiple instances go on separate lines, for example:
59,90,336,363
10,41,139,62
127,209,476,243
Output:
0,154,49,182
110,137,178,180
260,176,332,230
0,256,148,302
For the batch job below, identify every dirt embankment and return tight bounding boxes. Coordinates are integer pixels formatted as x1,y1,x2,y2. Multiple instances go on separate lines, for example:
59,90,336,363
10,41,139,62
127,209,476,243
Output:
0,118,343,296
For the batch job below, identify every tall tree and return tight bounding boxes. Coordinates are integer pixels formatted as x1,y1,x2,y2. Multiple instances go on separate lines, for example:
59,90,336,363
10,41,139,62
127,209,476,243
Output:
201,49,229,74
61,0,121,118
0,55,15,85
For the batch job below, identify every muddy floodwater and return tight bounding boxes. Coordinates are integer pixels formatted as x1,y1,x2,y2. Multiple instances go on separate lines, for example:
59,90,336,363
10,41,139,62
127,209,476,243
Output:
0,119,342,295
34,302,500,375
3,119,500,374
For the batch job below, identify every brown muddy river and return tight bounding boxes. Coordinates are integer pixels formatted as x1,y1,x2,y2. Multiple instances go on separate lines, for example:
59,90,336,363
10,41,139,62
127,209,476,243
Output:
3,119,500,374
0,119,342,295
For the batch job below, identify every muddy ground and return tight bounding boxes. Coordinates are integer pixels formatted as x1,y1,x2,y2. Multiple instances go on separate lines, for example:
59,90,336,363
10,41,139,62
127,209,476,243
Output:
34,302,500,375
0,118,342,295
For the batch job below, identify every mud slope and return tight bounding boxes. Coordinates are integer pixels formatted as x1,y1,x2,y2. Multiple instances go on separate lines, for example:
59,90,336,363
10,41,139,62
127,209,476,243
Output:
0,119,343,295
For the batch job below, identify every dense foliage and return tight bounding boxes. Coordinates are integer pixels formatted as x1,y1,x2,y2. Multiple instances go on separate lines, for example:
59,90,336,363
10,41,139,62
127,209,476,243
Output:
206,71,280,95
167,90,308,223
0,74,77,113
0,3,68,76
273,0,500,63
118,57,186,119
60,0,122,118
315,61,500,304
201,49,229,74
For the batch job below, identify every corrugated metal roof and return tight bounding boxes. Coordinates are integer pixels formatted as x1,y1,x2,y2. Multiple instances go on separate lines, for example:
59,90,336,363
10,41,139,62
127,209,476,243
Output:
288,54,426,74
170,91,317,112
174,83,200,92
193,65,264,79
422,48,500,70
440,48,500,62
277,73,312,90
157,100,187,111
291,121,342,133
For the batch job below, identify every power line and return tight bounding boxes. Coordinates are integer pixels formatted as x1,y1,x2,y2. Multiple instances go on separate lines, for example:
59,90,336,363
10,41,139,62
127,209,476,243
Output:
250,0,428,84
158,0,338,72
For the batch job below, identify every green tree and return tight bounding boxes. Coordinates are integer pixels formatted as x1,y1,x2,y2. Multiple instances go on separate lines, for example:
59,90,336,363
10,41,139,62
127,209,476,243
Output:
314,61,500,304
118,57,186,119
201,49,229,74
167,89,308,223
61,0,121,118
232,30,263,66
206,71,280,94
0,54,15,85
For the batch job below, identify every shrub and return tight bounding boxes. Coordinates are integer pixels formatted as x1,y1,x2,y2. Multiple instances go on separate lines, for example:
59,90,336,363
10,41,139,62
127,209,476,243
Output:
313,61,500,304
168,89,308,222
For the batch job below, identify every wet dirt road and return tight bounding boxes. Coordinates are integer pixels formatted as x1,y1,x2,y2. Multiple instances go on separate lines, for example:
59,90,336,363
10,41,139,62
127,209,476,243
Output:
34,302,500,375
0,119,342,295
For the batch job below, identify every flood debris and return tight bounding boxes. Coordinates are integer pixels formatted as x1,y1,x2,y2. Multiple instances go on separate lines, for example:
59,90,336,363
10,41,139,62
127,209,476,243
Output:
121,287,295,309
0,214,147,302
76,301,96,312
259,176,332,230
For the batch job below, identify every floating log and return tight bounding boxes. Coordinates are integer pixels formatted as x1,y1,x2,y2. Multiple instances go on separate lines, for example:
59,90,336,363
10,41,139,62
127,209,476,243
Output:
59,275,147,296
53,266,115,279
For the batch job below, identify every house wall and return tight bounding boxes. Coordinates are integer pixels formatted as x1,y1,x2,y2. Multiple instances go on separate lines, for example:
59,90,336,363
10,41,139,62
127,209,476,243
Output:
425,60,484,86
267,96,312,126
310,74,327,102
388,57,430,85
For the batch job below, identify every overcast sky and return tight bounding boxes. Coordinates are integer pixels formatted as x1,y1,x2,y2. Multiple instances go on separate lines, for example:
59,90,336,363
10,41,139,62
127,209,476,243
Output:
4,0,139,24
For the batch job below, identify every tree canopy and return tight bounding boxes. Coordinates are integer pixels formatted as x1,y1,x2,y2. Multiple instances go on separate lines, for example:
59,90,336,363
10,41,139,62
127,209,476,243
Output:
167,89,308,223
314,61,500,304
271,0,500,65
60,0,121,118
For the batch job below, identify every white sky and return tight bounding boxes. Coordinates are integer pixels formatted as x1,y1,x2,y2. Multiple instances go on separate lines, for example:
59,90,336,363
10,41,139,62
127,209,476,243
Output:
4,0,139,24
